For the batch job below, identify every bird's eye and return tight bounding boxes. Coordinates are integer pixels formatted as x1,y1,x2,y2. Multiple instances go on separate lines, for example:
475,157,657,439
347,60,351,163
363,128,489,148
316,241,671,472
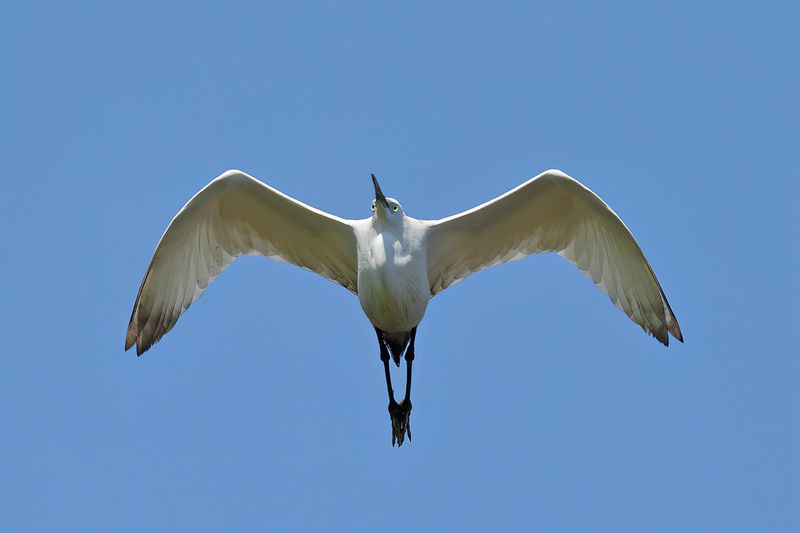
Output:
392,204,399,212
371,203,375,212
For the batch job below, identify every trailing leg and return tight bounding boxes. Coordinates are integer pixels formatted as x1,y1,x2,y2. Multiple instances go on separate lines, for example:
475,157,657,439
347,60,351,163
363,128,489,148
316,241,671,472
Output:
389,328,415,446
375,327,395,404
377,327,416,446
396,327,416,444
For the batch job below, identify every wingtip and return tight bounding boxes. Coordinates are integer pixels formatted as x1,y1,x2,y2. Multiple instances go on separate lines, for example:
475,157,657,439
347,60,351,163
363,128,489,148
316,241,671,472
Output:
125,324,148,355
654,323,686,346
667,316,684,344
659,326,683,346
124,336,146,356
124,328,135,352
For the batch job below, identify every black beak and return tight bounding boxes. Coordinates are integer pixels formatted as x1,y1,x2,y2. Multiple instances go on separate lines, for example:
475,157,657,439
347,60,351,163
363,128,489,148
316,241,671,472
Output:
371,173,390,209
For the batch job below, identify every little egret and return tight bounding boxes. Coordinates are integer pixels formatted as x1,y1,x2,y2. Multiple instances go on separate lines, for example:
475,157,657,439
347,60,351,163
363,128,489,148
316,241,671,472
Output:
125,169,682,445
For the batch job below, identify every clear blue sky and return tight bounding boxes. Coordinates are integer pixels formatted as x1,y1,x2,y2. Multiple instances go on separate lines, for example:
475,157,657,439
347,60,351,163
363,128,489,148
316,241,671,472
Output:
1,1,797,531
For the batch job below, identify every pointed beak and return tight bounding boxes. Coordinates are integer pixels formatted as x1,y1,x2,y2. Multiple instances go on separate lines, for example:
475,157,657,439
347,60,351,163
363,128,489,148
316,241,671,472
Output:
371,174,390,209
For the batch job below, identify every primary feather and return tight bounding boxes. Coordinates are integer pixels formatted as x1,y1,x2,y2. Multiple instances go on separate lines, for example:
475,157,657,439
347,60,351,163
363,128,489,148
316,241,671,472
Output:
425,169,682,345
125,170,357,355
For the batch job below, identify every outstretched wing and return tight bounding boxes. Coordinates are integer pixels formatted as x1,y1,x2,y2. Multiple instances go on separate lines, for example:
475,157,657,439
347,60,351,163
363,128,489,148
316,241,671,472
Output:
125,170,357,355
425,169,682,345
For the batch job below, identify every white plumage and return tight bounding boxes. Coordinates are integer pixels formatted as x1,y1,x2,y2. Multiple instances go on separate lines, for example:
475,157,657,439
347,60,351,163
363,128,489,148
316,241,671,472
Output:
125,168,682,444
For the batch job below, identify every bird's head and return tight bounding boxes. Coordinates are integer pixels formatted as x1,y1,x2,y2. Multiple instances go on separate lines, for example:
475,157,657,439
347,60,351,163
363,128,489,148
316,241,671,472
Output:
370,174,404,221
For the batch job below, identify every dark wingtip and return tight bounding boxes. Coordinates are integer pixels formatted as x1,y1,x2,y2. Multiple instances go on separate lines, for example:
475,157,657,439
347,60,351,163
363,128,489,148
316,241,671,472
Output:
125,328,146,356
125,320,137,352
668,317,684,344
656,328,683,346
654,327,669,347
671,320,684,343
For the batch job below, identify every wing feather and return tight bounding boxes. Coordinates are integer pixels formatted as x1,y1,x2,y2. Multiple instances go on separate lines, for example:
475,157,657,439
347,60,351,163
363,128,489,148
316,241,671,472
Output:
425,169,682,345
125,170,357,355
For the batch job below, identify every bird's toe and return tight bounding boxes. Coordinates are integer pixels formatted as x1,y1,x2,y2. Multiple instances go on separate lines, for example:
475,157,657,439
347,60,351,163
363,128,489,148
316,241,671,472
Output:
388,399,412,446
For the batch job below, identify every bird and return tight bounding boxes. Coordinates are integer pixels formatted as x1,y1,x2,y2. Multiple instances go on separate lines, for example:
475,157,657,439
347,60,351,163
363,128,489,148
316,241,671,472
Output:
125,168,683,446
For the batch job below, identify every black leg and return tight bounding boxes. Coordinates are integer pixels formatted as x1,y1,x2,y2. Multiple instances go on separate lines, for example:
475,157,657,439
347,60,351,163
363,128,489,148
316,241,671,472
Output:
398,327,416,443
375,327,395,404
403,327,416,403
377,327,417,447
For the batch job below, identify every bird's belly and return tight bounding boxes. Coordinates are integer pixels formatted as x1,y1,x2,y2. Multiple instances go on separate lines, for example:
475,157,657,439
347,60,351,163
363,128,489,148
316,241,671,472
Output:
358,267,429,333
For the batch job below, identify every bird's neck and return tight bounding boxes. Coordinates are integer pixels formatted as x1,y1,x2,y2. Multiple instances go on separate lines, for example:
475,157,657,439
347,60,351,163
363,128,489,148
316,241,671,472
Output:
372,217,403,235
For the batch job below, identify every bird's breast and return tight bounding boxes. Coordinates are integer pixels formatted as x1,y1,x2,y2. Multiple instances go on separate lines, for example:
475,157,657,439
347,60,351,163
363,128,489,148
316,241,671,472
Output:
357,231,430,333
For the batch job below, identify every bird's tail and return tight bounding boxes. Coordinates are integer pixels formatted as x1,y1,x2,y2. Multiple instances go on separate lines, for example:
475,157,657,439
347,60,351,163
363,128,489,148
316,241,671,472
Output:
382,331,411,366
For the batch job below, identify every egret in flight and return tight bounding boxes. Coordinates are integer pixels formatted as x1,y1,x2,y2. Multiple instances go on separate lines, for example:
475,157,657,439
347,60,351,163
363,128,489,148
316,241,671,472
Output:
125,169,682,446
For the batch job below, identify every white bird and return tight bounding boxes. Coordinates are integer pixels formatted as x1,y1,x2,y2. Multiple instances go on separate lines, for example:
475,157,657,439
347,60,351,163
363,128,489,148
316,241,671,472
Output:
126,169,683,445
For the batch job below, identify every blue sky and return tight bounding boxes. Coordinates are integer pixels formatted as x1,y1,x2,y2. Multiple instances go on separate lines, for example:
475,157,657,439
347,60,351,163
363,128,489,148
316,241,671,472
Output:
1,1,797,531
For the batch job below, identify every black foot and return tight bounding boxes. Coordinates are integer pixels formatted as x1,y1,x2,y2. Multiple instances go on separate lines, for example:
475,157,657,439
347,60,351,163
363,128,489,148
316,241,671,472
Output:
388,399,412,446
